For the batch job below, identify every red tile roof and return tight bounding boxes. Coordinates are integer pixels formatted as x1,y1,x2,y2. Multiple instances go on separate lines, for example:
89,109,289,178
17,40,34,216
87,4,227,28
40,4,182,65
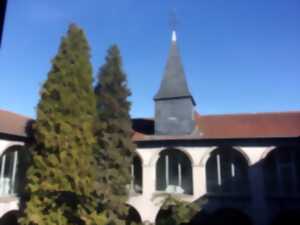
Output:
0,109,31,137
1,109,300,141
133,112,300,141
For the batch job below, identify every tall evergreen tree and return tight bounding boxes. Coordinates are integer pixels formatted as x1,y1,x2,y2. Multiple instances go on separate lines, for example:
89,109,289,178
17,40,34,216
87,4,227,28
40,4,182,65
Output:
94,45,135,225
19,24,105,225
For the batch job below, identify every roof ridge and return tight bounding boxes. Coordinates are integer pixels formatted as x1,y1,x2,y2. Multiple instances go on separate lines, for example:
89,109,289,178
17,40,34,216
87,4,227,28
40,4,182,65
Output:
200,111,300,117
0,109,32,120
132,111,300,120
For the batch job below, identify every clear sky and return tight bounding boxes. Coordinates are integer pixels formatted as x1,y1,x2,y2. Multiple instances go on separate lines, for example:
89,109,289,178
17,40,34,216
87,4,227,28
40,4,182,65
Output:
1,0,300,118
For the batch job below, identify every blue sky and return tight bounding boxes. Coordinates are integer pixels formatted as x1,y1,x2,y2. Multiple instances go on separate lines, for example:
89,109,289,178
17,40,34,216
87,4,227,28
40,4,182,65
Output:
1,0,300,118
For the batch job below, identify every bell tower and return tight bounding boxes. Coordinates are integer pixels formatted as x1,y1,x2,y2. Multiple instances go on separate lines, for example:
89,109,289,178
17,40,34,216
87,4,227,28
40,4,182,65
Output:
154,30,196,135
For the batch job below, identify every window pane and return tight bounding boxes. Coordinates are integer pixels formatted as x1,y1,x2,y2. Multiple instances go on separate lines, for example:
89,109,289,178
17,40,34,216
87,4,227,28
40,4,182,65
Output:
233,154,249,194
264,153,278,194
296,151,300,193
169,154,178,186
133,156,142,193
156,155,166,191
4,151,14,178
280,165,294,194
221,153,231,193
206,154,218,193
206,149,249,195
0,150,19,196
278,149,291,164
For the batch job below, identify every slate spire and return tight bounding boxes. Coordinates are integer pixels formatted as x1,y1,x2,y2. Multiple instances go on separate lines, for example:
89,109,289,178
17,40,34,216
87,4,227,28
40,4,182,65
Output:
154,30,196,135
154,30,195,105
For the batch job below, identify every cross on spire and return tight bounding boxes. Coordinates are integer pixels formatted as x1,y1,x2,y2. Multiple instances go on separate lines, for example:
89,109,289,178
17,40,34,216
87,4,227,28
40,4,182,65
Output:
169,10,178,42
154,12,195,105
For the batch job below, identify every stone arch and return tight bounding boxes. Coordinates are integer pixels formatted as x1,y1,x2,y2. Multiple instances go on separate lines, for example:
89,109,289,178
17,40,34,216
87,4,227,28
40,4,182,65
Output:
263,146,300,195
124,204,142,225
232,147,251,166
0,210,19,225
260,146,276,161
200,147,251,167
156,148,193,195
0,141,24,157
205,147,250,194
0,144,24,157
199,147,218,167
133,150,144,166
149,147,195,167
155,205,175,225
208,208,253,225
155,201,205,225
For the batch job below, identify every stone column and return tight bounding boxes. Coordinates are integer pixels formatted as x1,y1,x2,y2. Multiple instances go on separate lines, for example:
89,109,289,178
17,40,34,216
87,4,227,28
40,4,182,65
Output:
140,164,159,224
192,165,207,201
142,164,156,197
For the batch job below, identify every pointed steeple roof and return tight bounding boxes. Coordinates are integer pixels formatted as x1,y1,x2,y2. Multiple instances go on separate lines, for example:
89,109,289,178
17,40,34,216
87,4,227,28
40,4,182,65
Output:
154,31,195,105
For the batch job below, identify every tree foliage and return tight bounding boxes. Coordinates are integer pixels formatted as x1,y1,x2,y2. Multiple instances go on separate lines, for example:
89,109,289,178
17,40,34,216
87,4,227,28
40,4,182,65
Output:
19,24,106,225
156,194,200,225
94,45,135,225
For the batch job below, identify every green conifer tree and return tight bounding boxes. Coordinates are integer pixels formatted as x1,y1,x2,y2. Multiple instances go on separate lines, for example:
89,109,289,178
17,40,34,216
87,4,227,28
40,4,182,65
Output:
94,45,135,225
19,24,106,225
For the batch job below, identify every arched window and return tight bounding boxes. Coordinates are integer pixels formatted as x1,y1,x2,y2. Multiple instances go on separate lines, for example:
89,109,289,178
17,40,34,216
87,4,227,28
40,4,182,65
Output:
206,148,249,195
130,155,143,194
0,210,19,225
0,146,25,197
264,147,300,196
156,149,193,195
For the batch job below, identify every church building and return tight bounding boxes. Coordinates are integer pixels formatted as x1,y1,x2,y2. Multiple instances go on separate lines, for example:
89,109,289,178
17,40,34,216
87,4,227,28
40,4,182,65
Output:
0,30,300,225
